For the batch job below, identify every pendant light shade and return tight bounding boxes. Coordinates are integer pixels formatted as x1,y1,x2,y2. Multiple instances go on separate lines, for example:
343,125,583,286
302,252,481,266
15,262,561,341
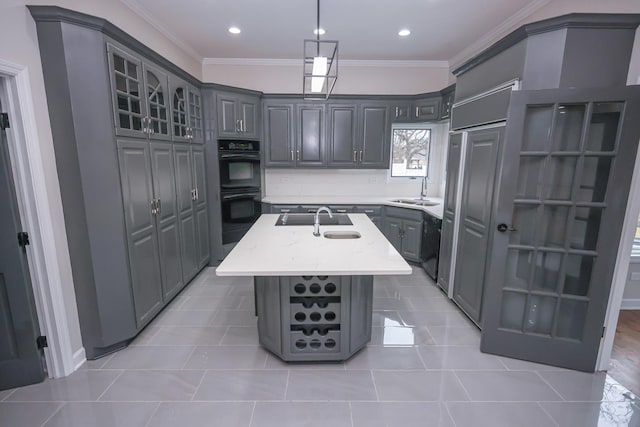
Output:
303,0,338,99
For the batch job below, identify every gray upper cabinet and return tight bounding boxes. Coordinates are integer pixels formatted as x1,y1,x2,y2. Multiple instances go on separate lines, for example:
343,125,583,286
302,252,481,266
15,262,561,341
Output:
143,63,171,141
391,97,440,122
359,103,391,169
327,104,358,168
263,101,295,167
107,44,147,138
440,87,455,120
170,77,203,143
297,103,326,167
216,92,259,139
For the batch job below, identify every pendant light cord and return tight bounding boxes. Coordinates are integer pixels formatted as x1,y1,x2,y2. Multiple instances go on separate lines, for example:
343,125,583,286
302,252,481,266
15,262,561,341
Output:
316,0,320,55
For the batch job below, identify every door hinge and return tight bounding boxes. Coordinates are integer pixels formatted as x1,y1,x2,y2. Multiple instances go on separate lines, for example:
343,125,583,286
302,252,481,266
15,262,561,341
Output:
36,335,48,349
0,112,9,130
17,231,30,247
602,326,606,338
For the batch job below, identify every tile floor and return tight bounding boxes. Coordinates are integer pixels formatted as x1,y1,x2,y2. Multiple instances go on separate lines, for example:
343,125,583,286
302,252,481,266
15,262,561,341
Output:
1,266,640,426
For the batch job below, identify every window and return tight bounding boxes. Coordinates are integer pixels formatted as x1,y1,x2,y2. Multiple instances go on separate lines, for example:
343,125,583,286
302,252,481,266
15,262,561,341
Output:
632,215,640,258
390,124,431,178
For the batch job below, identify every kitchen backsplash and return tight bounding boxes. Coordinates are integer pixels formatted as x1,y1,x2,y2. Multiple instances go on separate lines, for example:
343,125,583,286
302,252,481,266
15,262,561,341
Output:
264,124,448,198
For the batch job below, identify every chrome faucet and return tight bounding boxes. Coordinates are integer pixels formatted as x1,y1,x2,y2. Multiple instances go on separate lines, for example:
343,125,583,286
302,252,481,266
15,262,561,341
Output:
420,176,428,200
313,206,333,237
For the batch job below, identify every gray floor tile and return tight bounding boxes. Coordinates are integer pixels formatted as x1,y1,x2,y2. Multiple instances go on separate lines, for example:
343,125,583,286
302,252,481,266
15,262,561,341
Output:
409,296,459,311
499,356,573,372
286,370,377,401
77,356,112,370
226,284,255,297
447,402,557,427
153,310,218,326
194,370,287,401
101,346,195,369
399,310,472,327
0,402,62,427
212,310,258,326
345,346,425,370
540,401,640,427
388,285,447,299
369,326,435,346
456,371,563,401
264,354,345,370
43,402,158,427
179,295,243,310
351,402,455,427
220,326,260,345
427,325,481,345
251,402,351,427
148,402,253,427
371,310,405,327
6,370,121,402
99,370,204,401
373,370,469,401
182,284,232,297
237,296,257,310
128,325,161,346
419,346,506,370
373,297,413,311
184,346,268,369
147,326,227,346
0,389,15,401
538,371,638,402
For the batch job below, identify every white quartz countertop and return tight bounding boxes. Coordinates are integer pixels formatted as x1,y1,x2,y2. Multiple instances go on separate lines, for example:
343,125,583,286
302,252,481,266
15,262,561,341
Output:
261,196,444,219
216,214,412,276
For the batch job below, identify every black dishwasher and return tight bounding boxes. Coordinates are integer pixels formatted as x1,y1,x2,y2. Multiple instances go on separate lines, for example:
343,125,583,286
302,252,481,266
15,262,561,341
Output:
421,212,442,281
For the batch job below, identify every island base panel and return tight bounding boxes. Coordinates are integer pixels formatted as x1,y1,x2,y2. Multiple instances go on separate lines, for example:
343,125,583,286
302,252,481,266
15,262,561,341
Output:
255,275,373,362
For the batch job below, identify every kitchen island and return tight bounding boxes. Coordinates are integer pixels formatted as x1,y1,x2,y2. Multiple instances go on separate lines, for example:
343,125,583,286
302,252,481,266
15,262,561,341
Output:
216,213,412,361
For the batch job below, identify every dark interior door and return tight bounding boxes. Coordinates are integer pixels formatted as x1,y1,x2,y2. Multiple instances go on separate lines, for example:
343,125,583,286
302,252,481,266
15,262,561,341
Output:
481,86,640,372
0,123,45,390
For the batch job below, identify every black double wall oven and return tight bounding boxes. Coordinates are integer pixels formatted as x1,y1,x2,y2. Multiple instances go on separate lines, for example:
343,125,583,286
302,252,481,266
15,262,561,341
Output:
218,140,261,245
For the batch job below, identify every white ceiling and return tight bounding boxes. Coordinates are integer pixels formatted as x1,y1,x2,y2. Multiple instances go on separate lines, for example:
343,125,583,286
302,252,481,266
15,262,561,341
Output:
122,0,549,64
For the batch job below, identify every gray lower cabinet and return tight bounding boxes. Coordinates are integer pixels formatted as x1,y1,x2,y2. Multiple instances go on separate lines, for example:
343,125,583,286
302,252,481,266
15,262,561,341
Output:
174,145,200,283
383,207,423,262
117,140,164,327
270,204,302,214
354,206,383,230
437,133,462,294
192,146,210,269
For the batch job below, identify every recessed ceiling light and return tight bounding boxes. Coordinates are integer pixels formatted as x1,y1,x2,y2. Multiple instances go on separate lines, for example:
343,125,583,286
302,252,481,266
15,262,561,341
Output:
398,29,411,37
228,27,241,34
314,28,326,35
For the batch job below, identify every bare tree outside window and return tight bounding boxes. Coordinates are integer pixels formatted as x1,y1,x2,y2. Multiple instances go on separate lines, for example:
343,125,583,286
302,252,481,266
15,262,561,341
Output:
391,127,431,177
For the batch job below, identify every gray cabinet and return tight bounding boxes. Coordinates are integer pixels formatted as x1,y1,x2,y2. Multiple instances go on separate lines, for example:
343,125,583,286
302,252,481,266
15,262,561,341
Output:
437,133,462,294
263,102,295,167
297,103,326,167
170,77,203,143
392,97,441,122
174,145,199,283
440,86,455,120
270,204,302,214
216,91,259,139
327,104,358,168
353,205,383,230
383,206,423,262
117,140,164,327
192,146,210,269
359,103,391,169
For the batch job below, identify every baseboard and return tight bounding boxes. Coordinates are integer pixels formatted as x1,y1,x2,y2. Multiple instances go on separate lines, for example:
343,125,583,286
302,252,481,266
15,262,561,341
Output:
620,298,640,310
72,347,87,371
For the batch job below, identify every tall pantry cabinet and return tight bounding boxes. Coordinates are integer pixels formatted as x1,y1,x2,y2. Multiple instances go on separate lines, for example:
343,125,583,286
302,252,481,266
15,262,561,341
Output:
29,6,209,359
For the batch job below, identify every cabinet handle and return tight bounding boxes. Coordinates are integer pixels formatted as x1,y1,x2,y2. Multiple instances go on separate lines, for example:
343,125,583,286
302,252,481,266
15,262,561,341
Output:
336,209,347,213
297,150,300,161
359,150,363,162
156,199,161,215
195,187,199,200
364,209,374,213
241,119,245,132
353,151,357,162
142,116,148,134
235,120,241,132
291,150,294,161
415,106,419,117
150,200,156,215
307,209,317,213
281,209,291,213
395,107,399,117
191,189,197,201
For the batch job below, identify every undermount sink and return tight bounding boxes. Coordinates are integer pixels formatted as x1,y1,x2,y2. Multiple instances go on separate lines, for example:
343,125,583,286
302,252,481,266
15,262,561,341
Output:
275,213,353,226
391,199,440,207
323,231,361,239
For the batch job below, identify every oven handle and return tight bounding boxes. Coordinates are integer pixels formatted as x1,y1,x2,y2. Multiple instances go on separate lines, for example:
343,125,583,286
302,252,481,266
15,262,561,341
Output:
219,153,260,160
222,193,260,200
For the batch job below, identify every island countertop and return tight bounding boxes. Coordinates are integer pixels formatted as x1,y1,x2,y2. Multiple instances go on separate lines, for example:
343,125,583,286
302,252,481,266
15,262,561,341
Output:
216,213,412,276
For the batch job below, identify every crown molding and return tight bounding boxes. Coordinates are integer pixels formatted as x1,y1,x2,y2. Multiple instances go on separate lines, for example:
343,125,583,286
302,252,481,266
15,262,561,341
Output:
120,0,203,62
203,58,449,68
448,0,552,70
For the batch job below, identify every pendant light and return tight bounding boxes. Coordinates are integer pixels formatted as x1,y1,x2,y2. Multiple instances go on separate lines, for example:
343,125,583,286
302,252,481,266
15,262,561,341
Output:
303,0,338,99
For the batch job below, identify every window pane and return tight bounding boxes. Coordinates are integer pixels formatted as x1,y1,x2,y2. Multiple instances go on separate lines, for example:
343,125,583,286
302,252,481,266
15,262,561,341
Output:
391,128,431,177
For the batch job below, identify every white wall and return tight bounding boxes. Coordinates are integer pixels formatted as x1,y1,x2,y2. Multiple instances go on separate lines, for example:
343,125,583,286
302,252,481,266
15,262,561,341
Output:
202,60,451,95
0,0,204,370
623,261,640,309
265,123,448,198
